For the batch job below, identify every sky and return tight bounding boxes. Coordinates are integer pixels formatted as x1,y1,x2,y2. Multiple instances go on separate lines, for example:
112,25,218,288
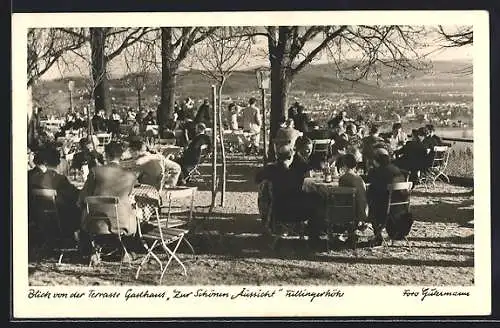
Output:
39,27,473,81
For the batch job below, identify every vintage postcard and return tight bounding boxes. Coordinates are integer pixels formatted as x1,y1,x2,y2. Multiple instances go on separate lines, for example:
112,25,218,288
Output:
12,10,490,318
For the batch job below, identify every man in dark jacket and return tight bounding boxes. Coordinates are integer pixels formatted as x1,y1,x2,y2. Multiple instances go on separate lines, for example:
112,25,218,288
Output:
366,149,405,245
394,127,431,184
28,145,81,242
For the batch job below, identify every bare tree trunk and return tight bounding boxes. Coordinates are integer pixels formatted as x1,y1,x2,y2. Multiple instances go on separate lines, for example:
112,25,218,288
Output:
90,28,110,114
269,56,292,161
217,82,226,207
159,28,178,138
211,85,218,207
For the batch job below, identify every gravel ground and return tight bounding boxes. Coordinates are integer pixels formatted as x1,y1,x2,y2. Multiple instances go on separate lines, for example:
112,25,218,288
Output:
28,158,474,286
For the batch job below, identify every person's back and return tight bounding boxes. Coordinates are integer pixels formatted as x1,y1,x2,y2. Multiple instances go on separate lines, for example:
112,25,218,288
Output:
28,166,78,207
339,171,368,221
195,101,211,125
241,104,260,132
80,162,137,235
294,112,310,133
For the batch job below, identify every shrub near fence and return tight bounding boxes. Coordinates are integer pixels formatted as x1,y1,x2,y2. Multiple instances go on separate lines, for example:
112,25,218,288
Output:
442,137,473,179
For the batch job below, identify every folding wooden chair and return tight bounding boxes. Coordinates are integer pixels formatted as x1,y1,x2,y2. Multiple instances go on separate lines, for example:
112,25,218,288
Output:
383,181,413,249
134,194,193,283
325,187,358,251
30,189,77,264
311,139,332,159
422,145,450,186
259,181,307,250
83,196,132,270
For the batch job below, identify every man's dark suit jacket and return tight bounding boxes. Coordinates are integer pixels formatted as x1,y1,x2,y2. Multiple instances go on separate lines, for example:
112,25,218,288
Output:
28,167,81,233
366,163,405,224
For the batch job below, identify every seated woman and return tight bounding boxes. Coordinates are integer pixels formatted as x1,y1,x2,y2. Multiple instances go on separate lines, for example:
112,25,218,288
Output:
28,145,81,243
338,154,368,226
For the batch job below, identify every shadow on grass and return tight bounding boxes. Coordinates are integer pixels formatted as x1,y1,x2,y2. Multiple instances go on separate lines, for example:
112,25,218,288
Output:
184,231,474,268
408,235,474,244
184,158,262,193
410,198,474,225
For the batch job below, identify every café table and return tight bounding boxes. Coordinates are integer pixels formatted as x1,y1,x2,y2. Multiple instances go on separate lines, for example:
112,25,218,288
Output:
302,174,368,227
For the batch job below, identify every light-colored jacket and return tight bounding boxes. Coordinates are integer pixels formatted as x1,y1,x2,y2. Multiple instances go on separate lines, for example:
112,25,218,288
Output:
241,105,261,133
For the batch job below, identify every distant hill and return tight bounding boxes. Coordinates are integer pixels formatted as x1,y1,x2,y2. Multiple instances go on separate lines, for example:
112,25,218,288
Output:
33,60,472,115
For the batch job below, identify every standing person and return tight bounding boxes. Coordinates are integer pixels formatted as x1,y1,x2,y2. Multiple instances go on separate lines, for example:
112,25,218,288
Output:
294,106,310,134
91,110,107,133
182,97,196,121
194,98,212,127
228,103,240,131
241,97,262,155
109,109,122,139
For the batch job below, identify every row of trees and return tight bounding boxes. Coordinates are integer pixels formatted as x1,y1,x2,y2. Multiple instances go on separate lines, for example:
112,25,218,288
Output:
27,25,473,157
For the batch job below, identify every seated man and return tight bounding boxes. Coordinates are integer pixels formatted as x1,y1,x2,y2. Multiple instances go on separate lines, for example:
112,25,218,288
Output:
394,127,430,184
423,124,443,150
28,145,81,242
71,137,104,171
122,137,181,189
78,142,137,238
366,149,406,246
178,122,211,183
255,144,322,247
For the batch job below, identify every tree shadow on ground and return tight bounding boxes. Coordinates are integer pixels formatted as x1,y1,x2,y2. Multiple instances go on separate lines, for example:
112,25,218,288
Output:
185,163,260,193
408,235,474,244
411,190,474,198
410,198,474,225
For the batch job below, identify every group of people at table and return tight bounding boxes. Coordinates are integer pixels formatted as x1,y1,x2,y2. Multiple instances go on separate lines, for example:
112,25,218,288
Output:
256,114,445,248
28,122,212,259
